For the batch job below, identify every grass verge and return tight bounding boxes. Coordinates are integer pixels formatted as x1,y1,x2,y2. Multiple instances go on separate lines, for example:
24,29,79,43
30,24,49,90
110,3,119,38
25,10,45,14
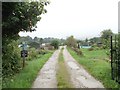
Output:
2,51,53,88
67,47,119,88
57,48,73,88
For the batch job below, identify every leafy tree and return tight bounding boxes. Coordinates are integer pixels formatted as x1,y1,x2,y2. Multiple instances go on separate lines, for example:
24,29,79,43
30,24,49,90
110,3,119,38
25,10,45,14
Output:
101,29,113,40
34,37,39,43
100,29,113,48
19,36,33,44
89,37,102,47
85,38,88,42
2,1,49,77
51,40,59,49
66,35,77,48
28,42,40,49
2,1,49,40
39,38,43,44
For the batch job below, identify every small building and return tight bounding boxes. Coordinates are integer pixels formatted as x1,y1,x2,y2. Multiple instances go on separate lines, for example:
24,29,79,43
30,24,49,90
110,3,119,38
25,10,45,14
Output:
40,43,54,50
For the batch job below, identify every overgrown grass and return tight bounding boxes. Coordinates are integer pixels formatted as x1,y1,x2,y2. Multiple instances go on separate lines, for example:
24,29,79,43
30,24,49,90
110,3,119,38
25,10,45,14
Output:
67,47,119,88
57,48,73,88
2,51,53,88
82,48,108,60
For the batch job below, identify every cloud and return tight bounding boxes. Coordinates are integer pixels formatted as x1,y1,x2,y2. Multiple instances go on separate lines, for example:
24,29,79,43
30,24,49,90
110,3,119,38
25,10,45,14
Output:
19,0,119,39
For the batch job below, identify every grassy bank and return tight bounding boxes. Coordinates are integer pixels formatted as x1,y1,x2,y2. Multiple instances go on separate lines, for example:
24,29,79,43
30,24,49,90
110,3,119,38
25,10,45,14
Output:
2,51,53,88
57,48,73,88
67,47,119,88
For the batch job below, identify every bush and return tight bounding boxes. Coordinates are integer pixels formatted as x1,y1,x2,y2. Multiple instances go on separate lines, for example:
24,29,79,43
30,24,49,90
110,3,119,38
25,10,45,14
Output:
26,48,38,61
106,50,111,59
101,45,107,49
26,48,49,61
38,49,48,55
2,40,22,78
88,48,94,51
72,48,83,56
51,40,59,49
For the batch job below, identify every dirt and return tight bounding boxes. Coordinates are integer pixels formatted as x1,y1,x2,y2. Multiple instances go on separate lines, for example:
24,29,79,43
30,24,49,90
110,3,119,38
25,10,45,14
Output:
32,49,60,88
32,46,105,88
63,46,104,88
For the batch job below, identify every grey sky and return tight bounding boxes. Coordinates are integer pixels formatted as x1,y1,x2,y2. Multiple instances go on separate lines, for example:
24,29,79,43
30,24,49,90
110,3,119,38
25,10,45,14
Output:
19,0,119,40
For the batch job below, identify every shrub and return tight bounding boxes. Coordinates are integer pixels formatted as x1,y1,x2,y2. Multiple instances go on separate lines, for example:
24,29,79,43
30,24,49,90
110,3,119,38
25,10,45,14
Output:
2,40,22,78
26,48,38,61
38,49,48,55
51,40,59,49
26,48,49,61
28,42,40,49
95,47,100,50
101,45,107,49
88,48,94,51
72,48,83,56
106,50,111,59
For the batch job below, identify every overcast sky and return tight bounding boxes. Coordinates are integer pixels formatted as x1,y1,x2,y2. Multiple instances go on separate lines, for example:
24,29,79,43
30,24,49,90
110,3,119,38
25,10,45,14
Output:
19,0,119,40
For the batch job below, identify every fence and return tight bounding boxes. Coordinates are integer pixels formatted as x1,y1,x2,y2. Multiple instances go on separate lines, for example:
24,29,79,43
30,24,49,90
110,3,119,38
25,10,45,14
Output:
110,34,120,84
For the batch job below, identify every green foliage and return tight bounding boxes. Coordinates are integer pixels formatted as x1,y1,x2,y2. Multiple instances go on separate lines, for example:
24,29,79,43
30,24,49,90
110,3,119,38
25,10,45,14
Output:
26,48,38,61
57,48,73,88
67,47,119,88
51,39,59,49
2,52,53,88
28,42,40,49
88,47,94,51
89,37,102,45
72,47,83,56
66,35,77,48
2,1,49,78
26,48,49,61
2,40,21,78
101,29,113,40
18,36,33,44
38,49,48,55
101,29,113,49
2,2,49,39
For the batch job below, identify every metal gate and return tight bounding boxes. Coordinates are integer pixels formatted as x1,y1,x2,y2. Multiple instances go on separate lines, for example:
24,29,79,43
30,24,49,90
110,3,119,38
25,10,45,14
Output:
110,34,120,84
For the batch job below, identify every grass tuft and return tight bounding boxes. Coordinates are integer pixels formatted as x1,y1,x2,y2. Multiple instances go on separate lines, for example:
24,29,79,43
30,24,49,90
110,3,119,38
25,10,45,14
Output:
57,48,73,88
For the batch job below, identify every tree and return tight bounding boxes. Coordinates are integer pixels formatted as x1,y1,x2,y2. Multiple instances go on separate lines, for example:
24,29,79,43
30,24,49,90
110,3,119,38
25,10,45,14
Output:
39,38,43,44
85,38,88,42
2,1,49,40
19,36,33,44
66,35,77,48
101,29,113,40
100,29,113,48
89,37,101,46
29,42,40,49
51,40,59,49
2,1,49,78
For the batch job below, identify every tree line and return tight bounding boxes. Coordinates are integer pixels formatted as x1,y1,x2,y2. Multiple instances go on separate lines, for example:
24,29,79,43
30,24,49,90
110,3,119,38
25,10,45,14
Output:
66,29,117,49
19,36,65,49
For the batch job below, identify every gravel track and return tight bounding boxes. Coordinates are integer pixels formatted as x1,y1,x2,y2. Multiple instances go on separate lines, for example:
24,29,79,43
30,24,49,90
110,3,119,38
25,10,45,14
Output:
32,49,60,88
32,46,104,88
63,46,104,88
